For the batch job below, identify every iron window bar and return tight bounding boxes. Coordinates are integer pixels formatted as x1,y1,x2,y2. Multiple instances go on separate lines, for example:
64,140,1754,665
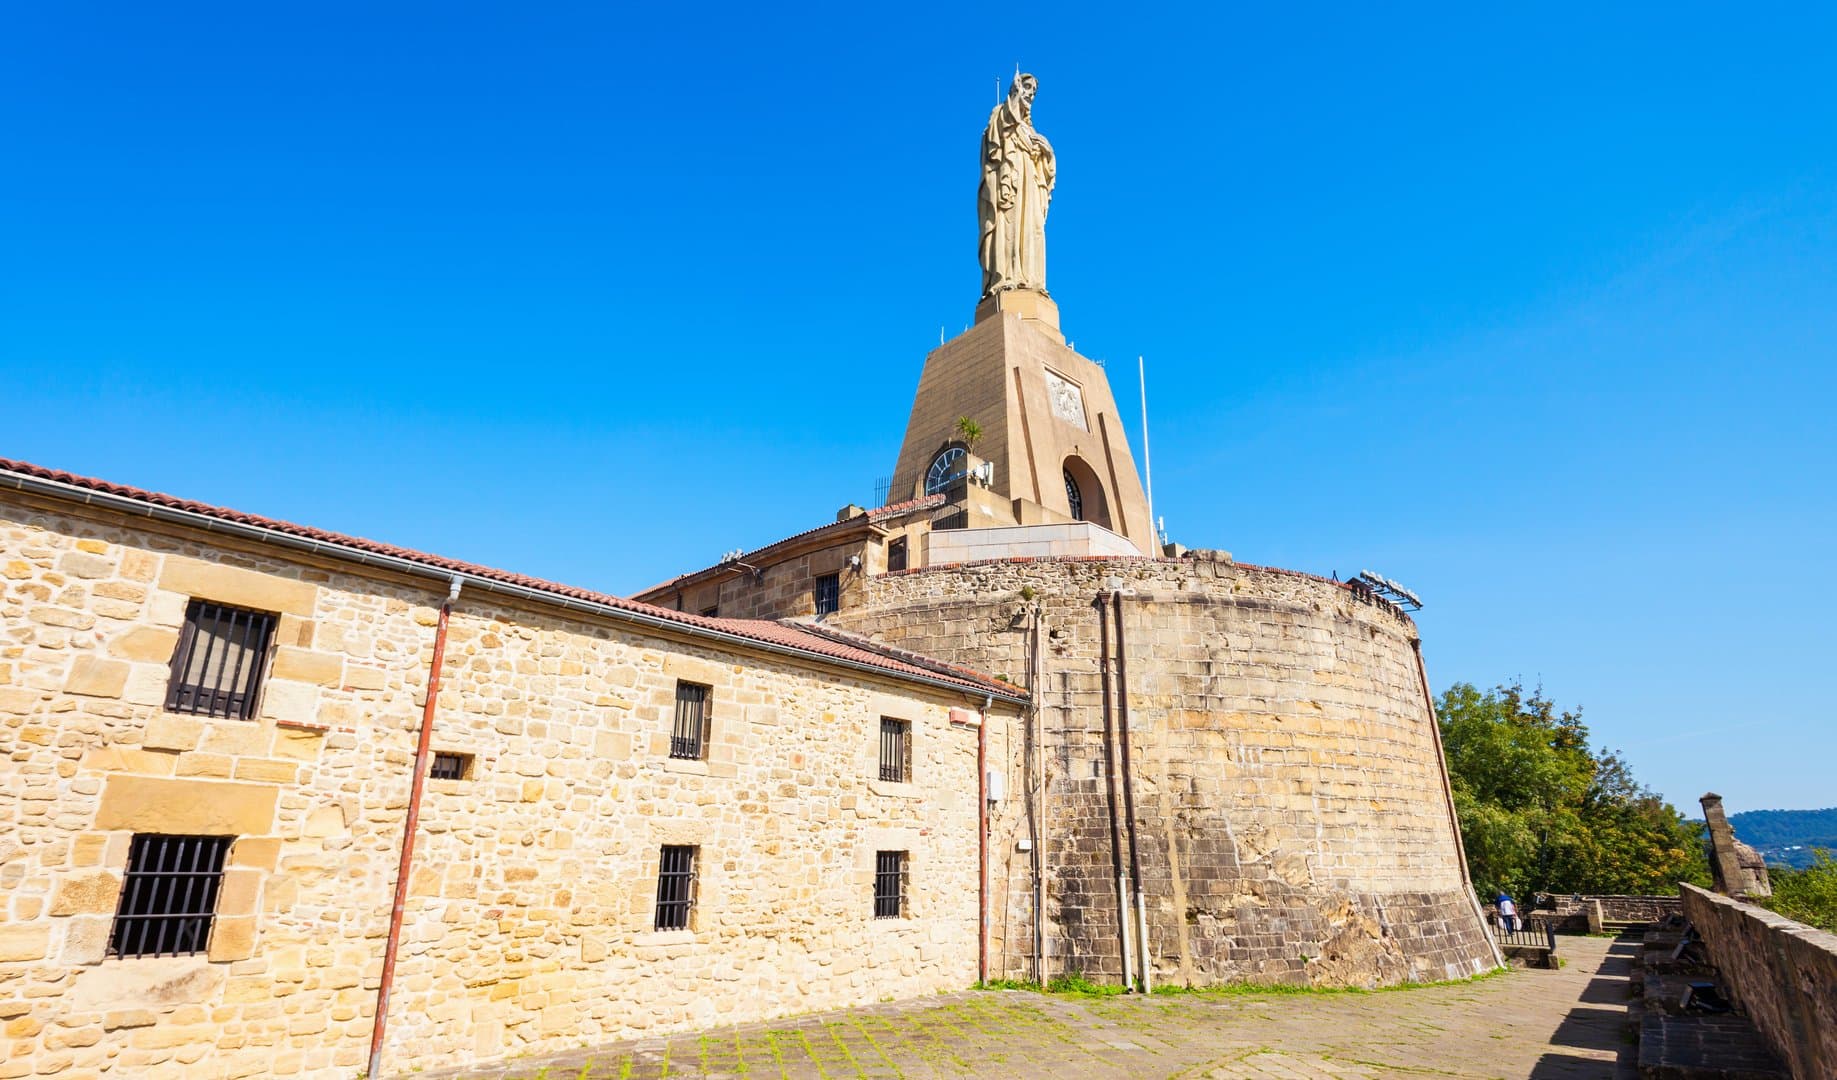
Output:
814,573,840,617
874,850,908,919
670,682,709,760
654,845,697,931
879,718,910,783
108,834,232,959
165,599,277,720
429,752,470,780
886,537,907,573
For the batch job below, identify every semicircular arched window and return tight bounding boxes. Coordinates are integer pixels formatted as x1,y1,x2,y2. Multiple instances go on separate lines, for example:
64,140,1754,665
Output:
926,446,967,495
1064,469,1084,521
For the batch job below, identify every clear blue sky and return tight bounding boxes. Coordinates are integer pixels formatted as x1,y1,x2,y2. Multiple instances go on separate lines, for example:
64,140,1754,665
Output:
4,5,1832,813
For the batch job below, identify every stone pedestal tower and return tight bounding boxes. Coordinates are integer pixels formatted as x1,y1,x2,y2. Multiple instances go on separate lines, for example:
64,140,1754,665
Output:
888,72,1155,551
887,295,1156,550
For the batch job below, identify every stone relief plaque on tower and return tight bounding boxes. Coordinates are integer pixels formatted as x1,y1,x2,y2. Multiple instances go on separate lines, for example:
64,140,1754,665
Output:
1044,369,1088,431
978,73,1055,299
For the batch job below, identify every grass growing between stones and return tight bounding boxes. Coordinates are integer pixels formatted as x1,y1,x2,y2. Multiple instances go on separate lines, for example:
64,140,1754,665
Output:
976,964,1506,1002
1147,964,1508,998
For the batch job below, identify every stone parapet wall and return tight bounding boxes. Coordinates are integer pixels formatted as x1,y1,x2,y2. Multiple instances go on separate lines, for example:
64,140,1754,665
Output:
1682,883,1837,1080
1,493,998,1078
833,554,1496,987
1537,894,1682,932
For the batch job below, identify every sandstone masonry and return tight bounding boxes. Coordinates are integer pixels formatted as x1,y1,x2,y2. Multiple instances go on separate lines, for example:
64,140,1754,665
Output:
831,554,1498,987
0,473,1020,1079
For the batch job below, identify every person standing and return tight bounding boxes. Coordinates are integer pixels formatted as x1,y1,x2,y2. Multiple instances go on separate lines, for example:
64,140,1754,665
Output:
1496,892,1519,932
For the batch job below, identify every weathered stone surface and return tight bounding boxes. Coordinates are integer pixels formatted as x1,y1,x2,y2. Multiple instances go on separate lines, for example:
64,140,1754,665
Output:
270,646,342,686
157,554,318,617
93,776,278,835
69,961,226,1013
1684,883,1837,1080
141,713,204,752
108,626,179,663
832,557,1495,987
0,925,51,963
64,655,130,698
49,872,121,917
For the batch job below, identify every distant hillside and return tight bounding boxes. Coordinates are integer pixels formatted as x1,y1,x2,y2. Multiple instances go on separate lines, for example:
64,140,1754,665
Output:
1729,807,1837,869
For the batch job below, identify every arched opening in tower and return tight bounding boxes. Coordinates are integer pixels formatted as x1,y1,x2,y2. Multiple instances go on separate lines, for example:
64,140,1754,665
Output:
1061,456,1111,530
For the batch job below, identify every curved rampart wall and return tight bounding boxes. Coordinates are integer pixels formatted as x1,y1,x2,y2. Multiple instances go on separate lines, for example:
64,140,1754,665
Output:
832,553,1497,987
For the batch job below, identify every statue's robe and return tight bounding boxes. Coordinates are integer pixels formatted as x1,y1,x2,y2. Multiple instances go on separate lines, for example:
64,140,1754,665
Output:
978,97,1055,297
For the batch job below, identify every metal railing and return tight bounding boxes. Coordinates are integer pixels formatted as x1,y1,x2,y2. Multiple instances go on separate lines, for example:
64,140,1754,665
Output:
1491,917,1558,952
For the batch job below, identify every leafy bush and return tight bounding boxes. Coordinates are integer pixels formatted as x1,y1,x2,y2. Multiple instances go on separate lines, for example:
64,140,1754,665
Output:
1761,849,1837,932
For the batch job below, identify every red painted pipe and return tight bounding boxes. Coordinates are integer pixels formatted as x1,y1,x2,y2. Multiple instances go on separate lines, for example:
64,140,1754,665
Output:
368,580,460,1079
977,700,989,984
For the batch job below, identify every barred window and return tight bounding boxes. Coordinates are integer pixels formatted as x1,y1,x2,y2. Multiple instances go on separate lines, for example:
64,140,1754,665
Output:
886,537,907,573
878,717,910,783
670,681,710,760
108,834,232,958
653,845,698,931
166,600,277,720
429,751,472,780
874,850,909,918
814,573,840,617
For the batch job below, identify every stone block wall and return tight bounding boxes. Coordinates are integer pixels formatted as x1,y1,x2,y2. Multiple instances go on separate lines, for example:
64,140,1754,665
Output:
832,553,1497,988
649,536,875,621
1,492,998,1078
1537,894,1682,932
1682,883,1837,1080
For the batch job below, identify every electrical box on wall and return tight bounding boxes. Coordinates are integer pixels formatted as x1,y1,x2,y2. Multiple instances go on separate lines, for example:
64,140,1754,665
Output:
986,769,1005,802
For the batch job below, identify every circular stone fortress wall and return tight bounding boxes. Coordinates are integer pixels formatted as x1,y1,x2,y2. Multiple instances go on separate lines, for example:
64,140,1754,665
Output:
831,551,1498,987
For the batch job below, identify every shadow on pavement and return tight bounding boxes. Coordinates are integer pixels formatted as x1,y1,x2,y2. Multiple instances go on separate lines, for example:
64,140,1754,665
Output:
1548,1006,1626,1052
1528,1050,1615,1078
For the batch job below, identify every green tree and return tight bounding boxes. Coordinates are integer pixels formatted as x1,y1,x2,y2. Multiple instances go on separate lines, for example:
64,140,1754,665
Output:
1437,681,1709,900
1762,850,1837,932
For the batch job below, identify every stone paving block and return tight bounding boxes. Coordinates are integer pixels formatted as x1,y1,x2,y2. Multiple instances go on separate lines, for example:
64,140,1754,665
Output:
1636,1011,1787,1079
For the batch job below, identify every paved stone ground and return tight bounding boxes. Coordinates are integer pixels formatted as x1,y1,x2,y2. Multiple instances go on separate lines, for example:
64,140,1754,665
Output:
413,935,1639,1080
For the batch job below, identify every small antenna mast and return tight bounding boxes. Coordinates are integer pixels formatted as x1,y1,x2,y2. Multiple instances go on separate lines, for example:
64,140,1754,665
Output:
1139,355,1158,548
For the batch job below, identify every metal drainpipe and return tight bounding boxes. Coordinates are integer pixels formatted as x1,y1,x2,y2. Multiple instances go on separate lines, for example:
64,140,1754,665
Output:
1411,639,1505,970
978,693,991,984
1113,591,1151,993
1031,603,1049,987
368,577,461,1079
1096,595,1135,991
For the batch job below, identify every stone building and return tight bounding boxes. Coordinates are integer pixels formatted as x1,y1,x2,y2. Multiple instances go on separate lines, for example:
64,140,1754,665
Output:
635,278,1499,991
0,460,1025,1078
2,75,1497,1079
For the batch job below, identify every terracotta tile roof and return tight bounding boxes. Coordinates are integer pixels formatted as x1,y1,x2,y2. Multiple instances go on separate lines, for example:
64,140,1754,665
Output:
866,493,947,521
633,493,948,598
0,458,1026,702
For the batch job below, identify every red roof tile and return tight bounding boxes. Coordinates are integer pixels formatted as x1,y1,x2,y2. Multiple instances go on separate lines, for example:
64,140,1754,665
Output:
0,458,1025,702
